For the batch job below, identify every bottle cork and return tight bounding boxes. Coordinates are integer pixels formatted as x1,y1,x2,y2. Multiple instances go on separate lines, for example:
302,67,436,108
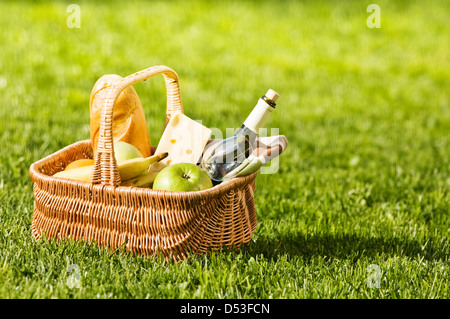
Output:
265,89,279,103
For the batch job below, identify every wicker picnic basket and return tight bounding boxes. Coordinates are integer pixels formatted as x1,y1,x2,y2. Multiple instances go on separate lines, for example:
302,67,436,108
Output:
29,65,258,260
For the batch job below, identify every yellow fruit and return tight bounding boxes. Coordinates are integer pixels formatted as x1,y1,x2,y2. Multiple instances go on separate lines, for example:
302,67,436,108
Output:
114,141,143,162
55,165,93,182
120,171,160,188
121,162,167,187
64,159,95,171
53,152,168,182
116,153,167,181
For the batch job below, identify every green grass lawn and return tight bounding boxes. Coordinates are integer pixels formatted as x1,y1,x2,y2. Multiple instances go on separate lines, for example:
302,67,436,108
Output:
0,0,448,299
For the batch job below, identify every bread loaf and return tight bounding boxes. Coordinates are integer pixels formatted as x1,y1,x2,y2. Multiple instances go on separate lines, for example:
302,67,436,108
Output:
89,74,151,157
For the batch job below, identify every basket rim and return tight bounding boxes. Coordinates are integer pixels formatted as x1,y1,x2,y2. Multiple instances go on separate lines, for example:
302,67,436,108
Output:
29,139,258,201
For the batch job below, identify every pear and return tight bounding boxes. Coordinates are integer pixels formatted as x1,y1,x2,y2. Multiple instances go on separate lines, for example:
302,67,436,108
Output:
114,141,143,162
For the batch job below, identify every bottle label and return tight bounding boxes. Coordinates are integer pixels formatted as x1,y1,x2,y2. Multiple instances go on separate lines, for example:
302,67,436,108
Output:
243,98,274,134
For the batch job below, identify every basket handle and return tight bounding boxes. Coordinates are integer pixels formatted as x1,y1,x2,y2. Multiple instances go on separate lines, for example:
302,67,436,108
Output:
90,65,183,186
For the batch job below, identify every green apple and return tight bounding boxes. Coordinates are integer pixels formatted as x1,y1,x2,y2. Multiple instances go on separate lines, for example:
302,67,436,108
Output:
152,163,213,192
114,141,143,162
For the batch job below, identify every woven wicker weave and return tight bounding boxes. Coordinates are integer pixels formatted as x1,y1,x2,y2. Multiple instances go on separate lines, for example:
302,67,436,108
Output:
29,65,258,260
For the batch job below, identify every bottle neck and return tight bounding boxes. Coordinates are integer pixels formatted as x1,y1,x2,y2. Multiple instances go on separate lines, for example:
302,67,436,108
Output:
243,97,275,134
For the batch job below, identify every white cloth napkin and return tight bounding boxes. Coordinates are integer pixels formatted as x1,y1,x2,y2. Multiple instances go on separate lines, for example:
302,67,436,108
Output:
223,135,289,180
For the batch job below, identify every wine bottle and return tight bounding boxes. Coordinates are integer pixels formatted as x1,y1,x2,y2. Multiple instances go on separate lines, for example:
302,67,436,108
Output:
201,89,279,182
